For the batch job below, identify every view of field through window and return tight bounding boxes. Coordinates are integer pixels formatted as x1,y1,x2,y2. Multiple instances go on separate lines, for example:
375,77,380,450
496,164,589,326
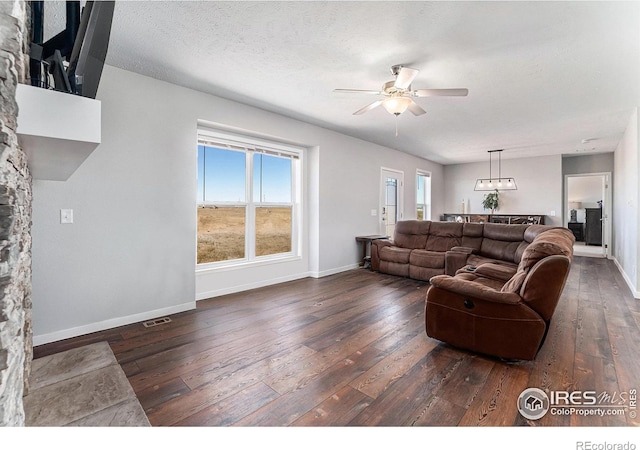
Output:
197,142,295,264
197,206,292,263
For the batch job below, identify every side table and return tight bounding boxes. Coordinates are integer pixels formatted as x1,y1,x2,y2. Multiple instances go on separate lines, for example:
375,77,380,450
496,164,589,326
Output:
355,235,389,268
568,222,584,242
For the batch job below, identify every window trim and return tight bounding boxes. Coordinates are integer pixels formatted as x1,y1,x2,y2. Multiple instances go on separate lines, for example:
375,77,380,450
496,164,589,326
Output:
197,128,303,269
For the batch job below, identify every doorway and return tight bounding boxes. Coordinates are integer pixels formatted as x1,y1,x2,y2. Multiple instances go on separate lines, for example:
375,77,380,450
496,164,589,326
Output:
564,172,612,258
380,168,404,237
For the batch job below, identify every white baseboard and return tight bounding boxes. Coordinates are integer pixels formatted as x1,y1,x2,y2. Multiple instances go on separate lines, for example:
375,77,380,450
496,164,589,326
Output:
196,264,360,299
33,301,196,346
196,272,312,300
310,263,360,278
612,257,640,299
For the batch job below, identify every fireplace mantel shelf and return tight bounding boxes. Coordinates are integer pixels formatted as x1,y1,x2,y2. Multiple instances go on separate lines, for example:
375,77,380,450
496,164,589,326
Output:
15,83,101,181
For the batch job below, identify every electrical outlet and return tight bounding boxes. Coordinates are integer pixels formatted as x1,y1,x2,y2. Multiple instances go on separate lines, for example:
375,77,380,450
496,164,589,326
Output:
549,210,556,217
60,209,73,224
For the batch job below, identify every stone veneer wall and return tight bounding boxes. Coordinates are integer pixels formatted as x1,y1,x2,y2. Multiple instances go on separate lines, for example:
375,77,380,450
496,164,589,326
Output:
0,0,32,427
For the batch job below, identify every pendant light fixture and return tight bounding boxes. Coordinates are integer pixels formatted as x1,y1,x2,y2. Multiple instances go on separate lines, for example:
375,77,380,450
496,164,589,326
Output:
474,149,517,191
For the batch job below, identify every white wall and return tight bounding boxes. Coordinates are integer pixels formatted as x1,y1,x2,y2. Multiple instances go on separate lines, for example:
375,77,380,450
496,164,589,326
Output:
443,155,563,226
316,137,444,275
613,108,639,297
31,65,443,342
563,153,614,175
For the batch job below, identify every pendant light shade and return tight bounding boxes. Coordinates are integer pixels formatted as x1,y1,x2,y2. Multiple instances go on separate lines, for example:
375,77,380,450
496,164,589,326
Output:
474,149,517,191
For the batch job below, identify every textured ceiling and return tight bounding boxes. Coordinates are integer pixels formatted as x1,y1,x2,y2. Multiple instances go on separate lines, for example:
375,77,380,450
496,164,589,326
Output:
102,2,638,164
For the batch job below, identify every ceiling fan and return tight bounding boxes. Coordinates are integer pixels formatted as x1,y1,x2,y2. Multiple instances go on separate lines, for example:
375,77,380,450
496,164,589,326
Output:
334,65,468,117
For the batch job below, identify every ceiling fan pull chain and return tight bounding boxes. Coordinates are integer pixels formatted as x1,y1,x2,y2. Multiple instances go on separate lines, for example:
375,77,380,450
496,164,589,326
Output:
395,115,399,137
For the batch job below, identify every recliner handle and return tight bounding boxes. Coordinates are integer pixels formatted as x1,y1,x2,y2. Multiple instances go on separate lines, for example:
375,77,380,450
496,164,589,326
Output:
464,299,475,309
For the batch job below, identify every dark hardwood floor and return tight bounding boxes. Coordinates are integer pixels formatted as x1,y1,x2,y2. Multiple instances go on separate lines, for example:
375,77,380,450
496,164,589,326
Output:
34,256,640,426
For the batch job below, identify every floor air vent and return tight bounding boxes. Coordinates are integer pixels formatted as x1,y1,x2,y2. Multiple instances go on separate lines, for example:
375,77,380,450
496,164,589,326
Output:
142,317,172,328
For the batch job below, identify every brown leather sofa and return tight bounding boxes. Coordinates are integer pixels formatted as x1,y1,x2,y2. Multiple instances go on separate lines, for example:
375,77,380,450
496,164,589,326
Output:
371,220,555,282
425,227,574,360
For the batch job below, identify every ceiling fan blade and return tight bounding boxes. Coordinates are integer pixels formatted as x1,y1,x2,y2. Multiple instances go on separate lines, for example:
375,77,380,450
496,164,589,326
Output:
408,101,426,116
334,89,383,95
394,67,419,90
353,100,383,115
412,88,469,97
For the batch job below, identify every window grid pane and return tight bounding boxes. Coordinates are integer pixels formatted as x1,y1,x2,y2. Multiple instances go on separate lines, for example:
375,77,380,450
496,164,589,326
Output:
197,206,246,263
203,146,246,203
253,153,292,203
255,206,292,257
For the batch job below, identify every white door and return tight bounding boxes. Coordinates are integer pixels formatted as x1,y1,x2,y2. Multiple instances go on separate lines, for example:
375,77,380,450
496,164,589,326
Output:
380,168,404,237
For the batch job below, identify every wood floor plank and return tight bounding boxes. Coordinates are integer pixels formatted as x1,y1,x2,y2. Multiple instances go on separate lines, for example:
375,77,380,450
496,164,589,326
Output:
403,395,466,426
33,258,640,427
607,325,640,426
349,333,439,399
571,352,627,426
181,343,317,391
457,363,530,426
136,377,191,412
262,301,423,395
291,385,373,426
235,345,388,426
173,382,280,426
347,347,460,426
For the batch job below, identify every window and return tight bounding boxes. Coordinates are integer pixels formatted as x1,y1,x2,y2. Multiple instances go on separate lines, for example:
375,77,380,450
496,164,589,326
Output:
416,171,431,220
197,130,301,266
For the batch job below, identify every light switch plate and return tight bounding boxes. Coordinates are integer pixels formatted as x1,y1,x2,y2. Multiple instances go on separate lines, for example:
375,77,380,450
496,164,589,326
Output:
371,209,377,216
60,209,73,224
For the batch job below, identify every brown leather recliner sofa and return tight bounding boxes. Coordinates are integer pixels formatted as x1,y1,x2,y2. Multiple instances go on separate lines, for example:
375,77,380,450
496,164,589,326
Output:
425,227,574,360
371,220,556,281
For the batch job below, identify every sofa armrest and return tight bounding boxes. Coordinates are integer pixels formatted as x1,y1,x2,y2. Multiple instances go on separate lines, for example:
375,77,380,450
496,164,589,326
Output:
445,249,472,276
429,275,522,305
371,239,394,271
372,238,394,248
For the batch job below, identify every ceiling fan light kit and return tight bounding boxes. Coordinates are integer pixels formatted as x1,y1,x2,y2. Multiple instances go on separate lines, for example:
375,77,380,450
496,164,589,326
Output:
382,96,412,115
333,64,469,132
474,149,518,191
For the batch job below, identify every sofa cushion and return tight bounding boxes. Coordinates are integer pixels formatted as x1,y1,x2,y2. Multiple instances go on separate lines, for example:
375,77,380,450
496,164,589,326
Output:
518,228,574,271
524,225,553,243
379,246,412,264
467,254,518,270
480,223,529,263
410,249,445,269
473,263,518,282
502,228,574,293
483,223,529,241
454,271,506,291
425,222,463,252
461,223,484,252
409,266,443,282
393,220,431,249
379,261,410,277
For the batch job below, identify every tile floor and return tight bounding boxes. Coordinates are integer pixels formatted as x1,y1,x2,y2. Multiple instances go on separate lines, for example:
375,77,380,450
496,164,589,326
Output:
24,341,150,426
573,241,605,258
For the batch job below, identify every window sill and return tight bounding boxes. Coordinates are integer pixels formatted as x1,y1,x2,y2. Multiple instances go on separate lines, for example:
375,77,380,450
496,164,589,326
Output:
195,254,302,275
